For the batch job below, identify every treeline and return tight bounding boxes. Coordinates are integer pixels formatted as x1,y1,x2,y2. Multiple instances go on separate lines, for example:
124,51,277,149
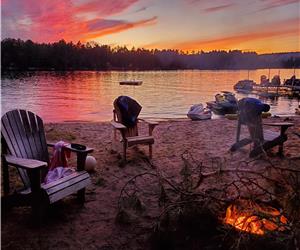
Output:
1,38,300,71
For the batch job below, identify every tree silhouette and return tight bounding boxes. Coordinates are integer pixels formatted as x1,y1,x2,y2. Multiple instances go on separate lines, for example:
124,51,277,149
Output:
1,38,299,71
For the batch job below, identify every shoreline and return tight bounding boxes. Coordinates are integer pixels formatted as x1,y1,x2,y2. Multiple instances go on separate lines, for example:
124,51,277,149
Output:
46,114,299,124
2,67,300,72
46,117,190,124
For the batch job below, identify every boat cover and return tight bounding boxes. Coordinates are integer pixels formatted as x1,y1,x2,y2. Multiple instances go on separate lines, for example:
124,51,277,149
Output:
187,104,211,120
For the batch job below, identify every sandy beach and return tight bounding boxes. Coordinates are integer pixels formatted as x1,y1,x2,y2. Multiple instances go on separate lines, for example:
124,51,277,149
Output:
2,116,300,249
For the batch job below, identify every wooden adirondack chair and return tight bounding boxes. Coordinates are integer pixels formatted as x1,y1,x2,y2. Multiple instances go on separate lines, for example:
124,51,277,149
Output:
230,101,293,157
1,109,93,218
111,97,158,161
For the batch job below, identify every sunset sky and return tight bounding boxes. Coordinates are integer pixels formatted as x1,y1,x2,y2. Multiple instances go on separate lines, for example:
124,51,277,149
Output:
2,0,300,53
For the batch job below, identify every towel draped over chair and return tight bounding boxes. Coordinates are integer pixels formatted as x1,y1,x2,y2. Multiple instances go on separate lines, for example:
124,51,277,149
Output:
115,96,142,128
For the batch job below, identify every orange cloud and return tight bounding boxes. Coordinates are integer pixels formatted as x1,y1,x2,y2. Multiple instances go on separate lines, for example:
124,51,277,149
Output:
144,18,300,52
176,28,298,51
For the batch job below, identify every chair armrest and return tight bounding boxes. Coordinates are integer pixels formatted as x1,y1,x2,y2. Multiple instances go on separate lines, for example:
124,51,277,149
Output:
138,118,159,126
263,122,294,127
48,142,93,171
264,122,294,137
111,121,126,130
64,144,94,154
47,143,94,154
138,119,158,136
4,155,48,170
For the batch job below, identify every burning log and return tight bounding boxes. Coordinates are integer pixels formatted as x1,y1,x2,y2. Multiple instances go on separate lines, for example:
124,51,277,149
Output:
224,199,289,235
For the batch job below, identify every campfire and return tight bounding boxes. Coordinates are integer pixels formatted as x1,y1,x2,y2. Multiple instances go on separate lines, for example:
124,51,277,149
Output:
224,199,288,235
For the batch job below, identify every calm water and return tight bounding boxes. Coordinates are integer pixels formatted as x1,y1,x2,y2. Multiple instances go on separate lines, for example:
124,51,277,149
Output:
1,69,299,123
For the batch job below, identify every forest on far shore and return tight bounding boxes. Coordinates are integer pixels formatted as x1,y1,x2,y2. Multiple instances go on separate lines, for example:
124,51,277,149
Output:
1,38,300,71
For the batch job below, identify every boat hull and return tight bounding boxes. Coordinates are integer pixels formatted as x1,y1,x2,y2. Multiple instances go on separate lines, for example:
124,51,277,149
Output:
206,101,237,115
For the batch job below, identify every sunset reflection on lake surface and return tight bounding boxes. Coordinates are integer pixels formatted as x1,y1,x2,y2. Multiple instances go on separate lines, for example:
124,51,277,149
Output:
2,69,299,123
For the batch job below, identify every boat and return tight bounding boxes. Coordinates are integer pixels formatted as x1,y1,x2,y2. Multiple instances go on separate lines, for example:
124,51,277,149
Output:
119,80,143,86
187,104,212,120
252,75,296,97
283,75,300,90
225,112,271,120
259,75,281,87
206,91,238,115
233,79,256,92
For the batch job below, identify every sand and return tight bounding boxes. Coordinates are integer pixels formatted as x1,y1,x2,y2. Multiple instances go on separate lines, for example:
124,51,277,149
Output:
2,116,300,249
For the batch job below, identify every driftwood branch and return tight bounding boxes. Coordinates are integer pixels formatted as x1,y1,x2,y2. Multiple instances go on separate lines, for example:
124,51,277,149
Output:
117,152,300,249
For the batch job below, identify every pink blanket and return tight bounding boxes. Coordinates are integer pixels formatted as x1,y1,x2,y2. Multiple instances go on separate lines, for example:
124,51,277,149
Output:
44,141,74,184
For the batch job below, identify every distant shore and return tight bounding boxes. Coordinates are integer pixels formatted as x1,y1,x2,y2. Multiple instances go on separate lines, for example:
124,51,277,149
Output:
2,66,300,73
2,39,300,72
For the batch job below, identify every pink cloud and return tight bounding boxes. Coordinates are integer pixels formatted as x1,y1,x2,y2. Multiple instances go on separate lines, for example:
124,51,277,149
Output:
203,3,235,12
183,0,236,12
83,17,157,41
258,0,299,11
2,0,155,42
73,0,139,17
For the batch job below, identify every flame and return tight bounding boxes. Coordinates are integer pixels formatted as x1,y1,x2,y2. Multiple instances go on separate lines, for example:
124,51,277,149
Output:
224,200,288,235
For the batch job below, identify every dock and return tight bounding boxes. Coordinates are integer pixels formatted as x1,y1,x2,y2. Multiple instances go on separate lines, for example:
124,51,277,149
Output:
119,80,143,86
252,85,300,97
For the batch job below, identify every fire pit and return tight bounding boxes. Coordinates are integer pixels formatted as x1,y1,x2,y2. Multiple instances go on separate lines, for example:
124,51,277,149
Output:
224,199,288,235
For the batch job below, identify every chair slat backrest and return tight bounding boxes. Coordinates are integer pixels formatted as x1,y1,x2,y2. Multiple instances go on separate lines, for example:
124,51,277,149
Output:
113,99,139,137
1,109,49,188
237,100,264,144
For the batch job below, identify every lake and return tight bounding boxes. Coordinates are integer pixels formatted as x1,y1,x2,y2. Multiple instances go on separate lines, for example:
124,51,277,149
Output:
1,69,299,123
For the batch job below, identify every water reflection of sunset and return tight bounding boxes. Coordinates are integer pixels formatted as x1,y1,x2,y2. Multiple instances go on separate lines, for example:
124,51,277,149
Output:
1,69,299,123
35,72,115,122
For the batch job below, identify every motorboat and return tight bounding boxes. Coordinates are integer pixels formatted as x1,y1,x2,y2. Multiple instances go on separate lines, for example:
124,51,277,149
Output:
187,104,212,120
233,79,256,92
206,91,238,115
283,75,300,90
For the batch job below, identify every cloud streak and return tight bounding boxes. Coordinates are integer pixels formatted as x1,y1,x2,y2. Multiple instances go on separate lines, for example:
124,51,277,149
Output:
73,0,139,17
144,18,299,52
2,0,155,42
83,17,157,41
183,0,236,13
203,3,235,12
258,0,299,11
